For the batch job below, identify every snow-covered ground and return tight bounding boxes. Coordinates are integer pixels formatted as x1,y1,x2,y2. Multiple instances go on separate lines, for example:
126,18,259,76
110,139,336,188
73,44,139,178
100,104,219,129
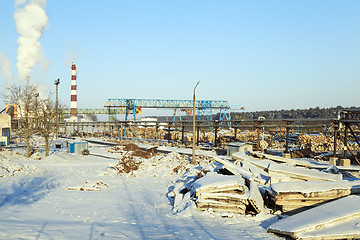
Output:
0,139,280,239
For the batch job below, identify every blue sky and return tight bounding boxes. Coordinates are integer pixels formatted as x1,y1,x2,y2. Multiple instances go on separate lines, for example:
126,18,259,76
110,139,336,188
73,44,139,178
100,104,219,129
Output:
0,0,359,114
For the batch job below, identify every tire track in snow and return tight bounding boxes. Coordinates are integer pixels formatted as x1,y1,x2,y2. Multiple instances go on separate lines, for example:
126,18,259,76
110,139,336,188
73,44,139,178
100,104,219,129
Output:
189,207,217,239
121,177,182,239
135,178,216,240
120,177,147,239
135,179,183,239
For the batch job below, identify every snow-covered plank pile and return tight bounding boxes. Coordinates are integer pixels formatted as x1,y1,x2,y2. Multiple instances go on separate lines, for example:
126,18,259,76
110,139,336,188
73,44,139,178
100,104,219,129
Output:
267,195,360,239
266,180,360,213
214,156,269,185
250,151,312,167
232,151,342,182
193,174,249,214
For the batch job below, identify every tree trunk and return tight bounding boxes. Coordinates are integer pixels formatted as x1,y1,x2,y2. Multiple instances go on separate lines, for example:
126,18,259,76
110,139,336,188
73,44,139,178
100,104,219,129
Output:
45,136,50,156
26,135,31,158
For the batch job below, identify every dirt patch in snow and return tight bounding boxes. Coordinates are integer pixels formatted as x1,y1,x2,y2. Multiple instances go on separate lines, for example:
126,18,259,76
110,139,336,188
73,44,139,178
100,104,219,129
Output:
123,143,141,152
118,143,158,159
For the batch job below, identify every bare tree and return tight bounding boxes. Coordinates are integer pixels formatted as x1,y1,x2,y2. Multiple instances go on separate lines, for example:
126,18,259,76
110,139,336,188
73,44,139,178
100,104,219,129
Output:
5,82,60,157
7,82,38,157
36,94,56,156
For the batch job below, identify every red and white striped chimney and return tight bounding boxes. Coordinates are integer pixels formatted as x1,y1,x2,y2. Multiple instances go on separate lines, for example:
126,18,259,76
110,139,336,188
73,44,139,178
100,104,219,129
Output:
70,62,77,117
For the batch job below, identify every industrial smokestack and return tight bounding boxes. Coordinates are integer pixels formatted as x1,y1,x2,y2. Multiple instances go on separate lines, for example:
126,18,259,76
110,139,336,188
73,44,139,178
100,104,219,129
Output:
70,62,77,117
14,0,48,81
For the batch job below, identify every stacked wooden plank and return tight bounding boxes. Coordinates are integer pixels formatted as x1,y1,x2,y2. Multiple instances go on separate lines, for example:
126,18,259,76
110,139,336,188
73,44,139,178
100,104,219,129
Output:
214,156,268,185
266,180,360,213
233,151,342,183
193,174,249,214
268,195,360,240
250,152,311,167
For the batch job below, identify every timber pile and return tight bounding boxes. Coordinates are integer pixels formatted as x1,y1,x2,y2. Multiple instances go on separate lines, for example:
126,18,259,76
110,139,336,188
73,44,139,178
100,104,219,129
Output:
251,152,312,167
266,180,360,213
233,151,342,182
193,173,264,215
268,195,360,240
298,133,360,152
194,174,249,214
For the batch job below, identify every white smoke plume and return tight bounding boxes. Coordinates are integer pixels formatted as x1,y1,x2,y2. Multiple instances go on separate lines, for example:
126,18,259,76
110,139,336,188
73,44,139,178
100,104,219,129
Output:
0,52,13,85
14,0,48,81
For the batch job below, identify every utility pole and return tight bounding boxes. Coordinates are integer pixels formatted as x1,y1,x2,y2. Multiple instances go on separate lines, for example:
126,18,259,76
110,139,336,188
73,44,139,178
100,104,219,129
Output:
192,81,200,164
55,78,60,139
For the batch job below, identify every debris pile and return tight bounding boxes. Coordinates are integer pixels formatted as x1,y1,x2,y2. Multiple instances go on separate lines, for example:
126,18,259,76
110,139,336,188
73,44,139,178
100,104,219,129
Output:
118,143,158,159
138,151,191,177
67,181,109,191
113,154,141,174
110,145,200,177
29,151,45,160
0,149,40,177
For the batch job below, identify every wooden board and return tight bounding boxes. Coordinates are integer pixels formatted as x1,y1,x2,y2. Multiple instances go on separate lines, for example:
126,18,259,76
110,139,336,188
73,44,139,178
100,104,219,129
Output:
213,156,267,185
269,189,351,200
67,187,101,191
197,205,246,215
280,204,323,213
232,151,342,182
297,217,360,240
272,194,349,201
268,195,360,239
270,180,360,197
275,199,326,206
251,151,312,167
248,181,264,214
199,192,249,202
197,200,247,210
195,185,245,196
197,200,247,214
202,198,246,205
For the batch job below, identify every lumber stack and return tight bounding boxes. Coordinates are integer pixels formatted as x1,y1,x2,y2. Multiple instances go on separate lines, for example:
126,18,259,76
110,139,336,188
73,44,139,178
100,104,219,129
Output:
266,180,360,213
233,151,342,183
268,195,360,240
193,174,249,214
298,133,360,152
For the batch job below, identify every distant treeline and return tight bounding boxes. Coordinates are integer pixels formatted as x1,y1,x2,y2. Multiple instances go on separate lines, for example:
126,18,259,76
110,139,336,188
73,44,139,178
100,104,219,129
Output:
227,106,360,120
150,106,359,122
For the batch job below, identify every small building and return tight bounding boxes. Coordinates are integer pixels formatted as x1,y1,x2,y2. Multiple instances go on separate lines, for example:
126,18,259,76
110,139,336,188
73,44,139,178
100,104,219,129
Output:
0,114,11,146
227,142,253,156
67,141,89,155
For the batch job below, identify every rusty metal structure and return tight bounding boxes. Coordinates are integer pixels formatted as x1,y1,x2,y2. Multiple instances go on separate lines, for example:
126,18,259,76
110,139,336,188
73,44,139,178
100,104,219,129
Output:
333,109,360,163
58,109,360,164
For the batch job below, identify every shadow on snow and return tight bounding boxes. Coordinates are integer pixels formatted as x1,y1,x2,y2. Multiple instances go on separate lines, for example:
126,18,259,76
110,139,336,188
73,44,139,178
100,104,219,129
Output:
0,176,58,208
